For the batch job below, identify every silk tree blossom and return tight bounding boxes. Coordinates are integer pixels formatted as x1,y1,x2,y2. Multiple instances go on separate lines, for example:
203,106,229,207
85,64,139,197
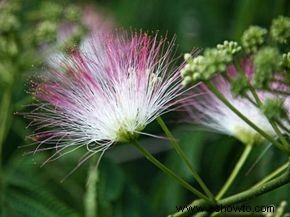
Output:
186,59,289,145
26,32,186,161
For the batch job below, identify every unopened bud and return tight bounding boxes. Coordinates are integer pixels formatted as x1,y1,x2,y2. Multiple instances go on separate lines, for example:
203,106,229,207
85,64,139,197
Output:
217,40,242,55
241,26,267,53
270,16,290,43
253,47,281,88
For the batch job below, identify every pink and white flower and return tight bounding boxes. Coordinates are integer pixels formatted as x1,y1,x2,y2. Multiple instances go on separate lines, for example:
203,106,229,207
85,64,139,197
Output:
27,32,185,158
186,59,289,145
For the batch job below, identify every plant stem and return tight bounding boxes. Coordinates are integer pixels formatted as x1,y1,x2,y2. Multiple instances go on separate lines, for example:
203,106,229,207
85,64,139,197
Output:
253,161,289,188
0,90,11,162
156,117,214,200
131,140,212,203
84,156,99,217
269,122,289,150
168,171,290,217
246,79,290,151
216,145,253,200
234,61,290,151
221,171,290,204
0,89,12,209
205,81,284,150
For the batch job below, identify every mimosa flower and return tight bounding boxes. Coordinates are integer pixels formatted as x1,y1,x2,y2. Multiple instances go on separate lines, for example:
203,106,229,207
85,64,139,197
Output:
186,59,289,145
26,33,185,159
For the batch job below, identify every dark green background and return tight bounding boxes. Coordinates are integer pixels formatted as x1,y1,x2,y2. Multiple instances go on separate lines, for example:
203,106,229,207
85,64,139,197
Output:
1,0,290,216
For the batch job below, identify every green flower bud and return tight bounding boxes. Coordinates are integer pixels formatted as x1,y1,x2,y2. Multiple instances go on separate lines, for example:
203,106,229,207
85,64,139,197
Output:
217,40,242,55
35,21,57,44
191,56,205,80
0,12,19,32
230,74,249,97
181,48,232,85
261,98,286,120
184,53,192,62
270,16,290,44
180,64,192,77
181,76,193,87
253,47,281,88
64,6,81,22
0,0,21,13
241,26,267,53
181,54,205,85
0,36,18,57
40,2,63,21
201,48,232,80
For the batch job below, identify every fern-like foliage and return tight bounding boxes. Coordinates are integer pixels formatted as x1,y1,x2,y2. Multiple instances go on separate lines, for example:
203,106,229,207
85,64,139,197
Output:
2,154,80,217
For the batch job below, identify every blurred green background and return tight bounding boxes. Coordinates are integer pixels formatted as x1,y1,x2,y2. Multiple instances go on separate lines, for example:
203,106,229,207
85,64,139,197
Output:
1,0,290,216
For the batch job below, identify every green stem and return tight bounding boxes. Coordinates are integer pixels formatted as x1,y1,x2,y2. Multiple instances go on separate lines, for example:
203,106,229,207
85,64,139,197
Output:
253,161,289,188
0,90,11,162
156,117,214,200
276,120,290,134
234,61,289,150
221,171,290,204
131,140,212,203
246,79,290,151
84,156,99,217
269,122,289,150
168,171,290,217
216,145,253,200
0,89,12,209
205,81,284,150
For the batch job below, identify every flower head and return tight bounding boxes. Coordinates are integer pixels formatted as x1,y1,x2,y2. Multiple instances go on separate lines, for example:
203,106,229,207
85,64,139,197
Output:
26,32,185,156
241,26,267,53
270,16,290,44
186,59,289,145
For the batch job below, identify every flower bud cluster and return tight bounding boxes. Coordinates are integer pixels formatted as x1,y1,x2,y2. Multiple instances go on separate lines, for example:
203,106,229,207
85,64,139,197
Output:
217,40,242,55
181,46,233,86
270,16,290,44
35,21,57,44
0,0,85,86
241,26,267,53
181,16,290,94
253,47,281,88
181,15,290,149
